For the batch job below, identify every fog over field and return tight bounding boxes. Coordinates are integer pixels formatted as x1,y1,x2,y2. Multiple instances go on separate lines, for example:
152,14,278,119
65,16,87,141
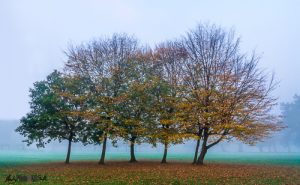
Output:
0,120,299,155
0,0,300,161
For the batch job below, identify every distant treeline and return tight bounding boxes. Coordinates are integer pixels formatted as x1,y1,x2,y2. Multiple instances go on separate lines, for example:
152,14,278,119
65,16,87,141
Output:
16,23,283,165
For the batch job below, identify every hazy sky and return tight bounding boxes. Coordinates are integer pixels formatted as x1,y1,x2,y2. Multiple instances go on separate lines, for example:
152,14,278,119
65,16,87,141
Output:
0,0,299,120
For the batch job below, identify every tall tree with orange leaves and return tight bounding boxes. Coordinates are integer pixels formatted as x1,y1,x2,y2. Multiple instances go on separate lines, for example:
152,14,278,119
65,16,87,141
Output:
179,24,282,165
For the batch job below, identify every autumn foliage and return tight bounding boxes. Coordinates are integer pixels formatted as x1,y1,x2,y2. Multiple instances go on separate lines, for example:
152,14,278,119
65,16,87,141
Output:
16,24,282,165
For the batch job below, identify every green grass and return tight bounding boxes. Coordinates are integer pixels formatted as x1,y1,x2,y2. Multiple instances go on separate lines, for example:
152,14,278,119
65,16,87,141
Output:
0,151,299,167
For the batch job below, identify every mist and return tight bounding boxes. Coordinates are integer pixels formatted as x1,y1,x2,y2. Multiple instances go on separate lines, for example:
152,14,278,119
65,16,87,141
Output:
1,1,300,163
1,119,299,156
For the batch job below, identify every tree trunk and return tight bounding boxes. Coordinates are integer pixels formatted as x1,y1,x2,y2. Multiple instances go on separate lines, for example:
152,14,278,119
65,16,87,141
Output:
197,145,207,165
193,138,200,164
129,137,137,163
161,142,168,164
65,133,73,164
197,129,208,165
193,125,203,164
99,134,107,165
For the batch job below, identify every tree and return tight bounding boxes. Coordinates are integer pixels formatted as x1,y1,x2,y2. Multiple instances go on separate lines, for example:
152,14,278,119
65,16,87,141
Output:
151,42,190,163
64,33,141,163
112,50,155,163
16,70,98,164
180,24,282,165
280,95,300,151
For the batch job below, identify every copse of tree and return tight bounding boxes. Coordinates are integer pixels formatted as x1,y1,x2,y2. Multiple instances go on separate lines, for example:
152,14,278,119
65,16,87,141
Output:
16,71,101,164
17,23,282,165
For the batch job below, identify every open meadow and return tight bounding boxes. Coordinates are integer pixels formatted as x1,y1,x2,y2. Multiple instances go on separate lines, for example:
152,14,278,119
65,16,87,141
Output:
1,161,300,184
0,152,300,184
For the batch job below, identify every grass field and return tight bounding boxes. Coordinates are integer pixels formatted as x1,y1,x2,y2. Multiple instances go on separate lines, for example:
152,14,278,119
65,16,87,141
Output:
1,151,300,167
0,152,299,184
1,161,300,184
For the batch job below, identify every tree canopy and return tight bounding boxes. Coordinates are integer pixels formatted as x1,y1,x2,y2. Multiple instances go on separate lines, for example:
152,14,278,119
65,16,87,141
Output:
16,70,102,164
17,24,282,165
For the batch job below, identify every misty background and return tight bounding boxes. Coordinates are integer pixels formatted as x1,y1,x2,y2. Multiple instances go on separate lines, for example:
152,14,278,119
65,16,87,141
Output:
0,0,300,155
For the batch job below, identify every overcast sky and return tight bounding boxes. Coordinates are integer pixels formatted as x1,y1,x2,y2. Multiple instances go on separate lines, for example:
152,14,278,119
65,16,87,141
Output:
0,0,299,120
